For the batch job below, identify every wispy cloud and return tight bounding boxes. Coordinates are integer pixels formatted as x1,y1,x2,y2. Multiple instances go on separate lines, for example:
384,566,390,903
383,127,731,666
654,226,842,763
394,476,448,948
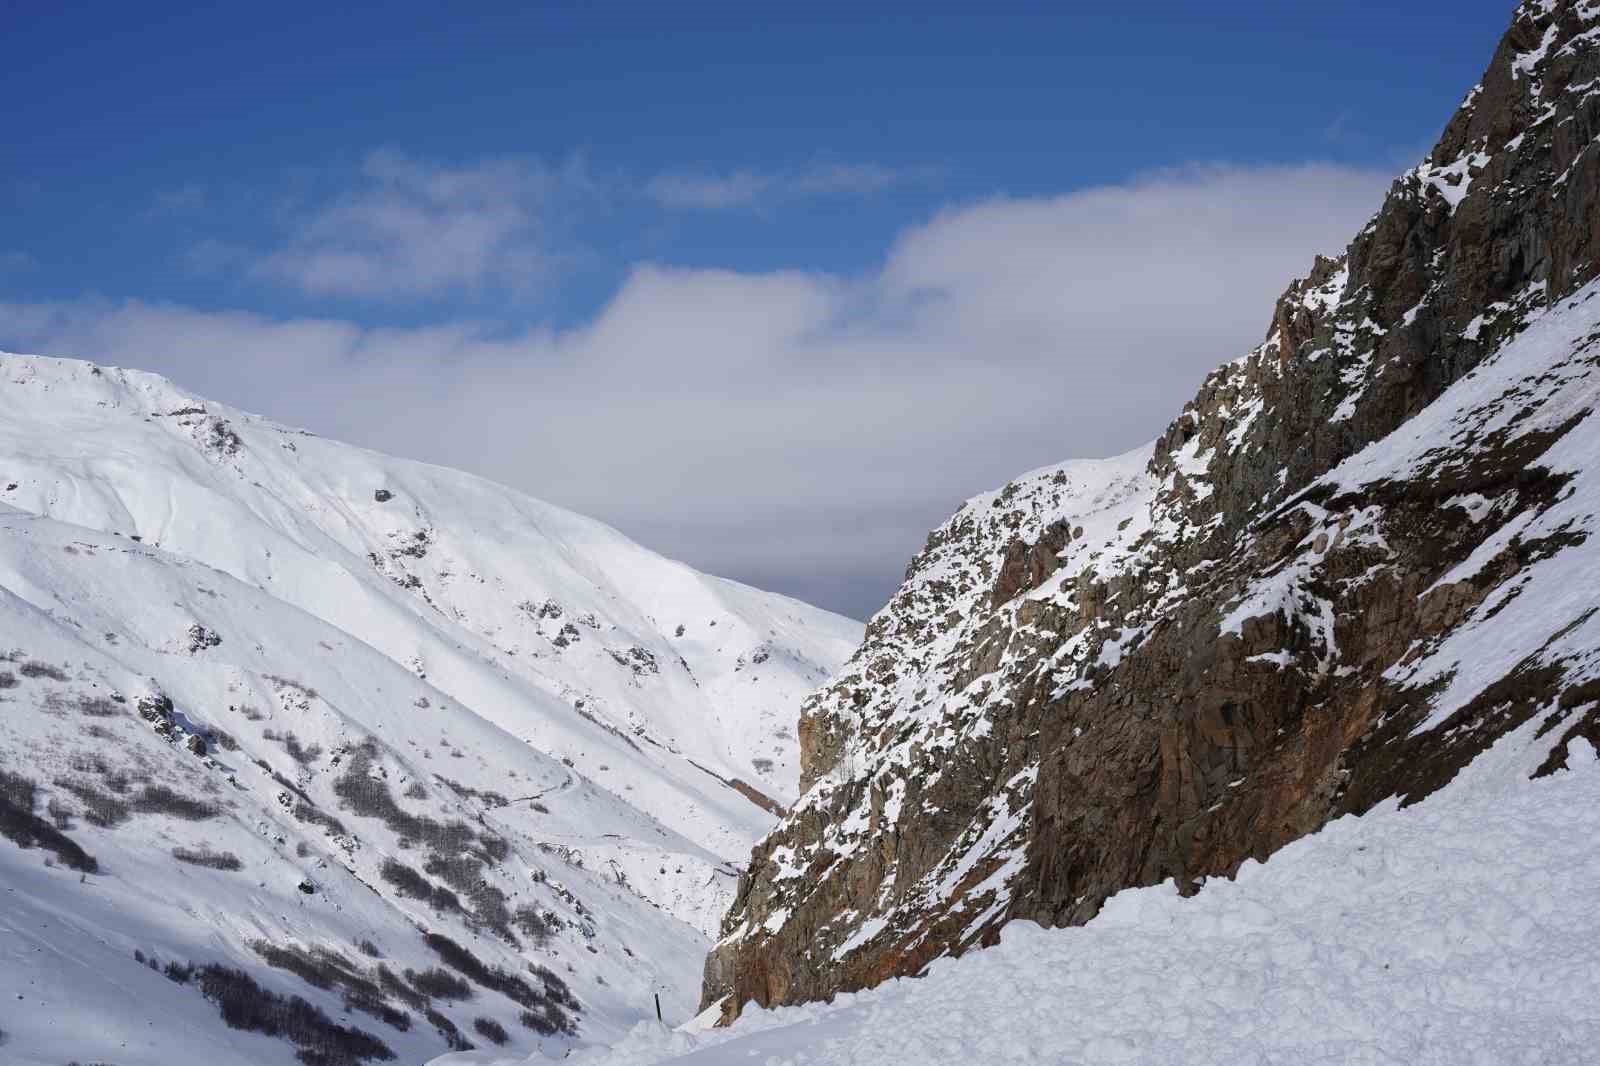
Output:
252,150,595,300
645,169,771,211
645,161,911,211
0,251,36,273
167,152,914,303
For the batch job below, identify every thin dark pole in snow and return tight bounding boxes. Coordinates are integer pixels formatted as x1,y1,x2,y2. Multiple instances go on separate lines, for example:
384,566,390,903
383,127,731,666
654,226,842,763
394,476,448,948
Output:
655,992,662,1022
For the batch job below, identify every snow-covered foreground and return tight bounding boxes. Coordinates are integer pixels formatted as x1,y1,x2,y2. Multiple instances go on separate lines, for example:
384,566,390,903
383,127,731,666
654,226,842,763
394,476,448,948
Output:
545,721,1600,1066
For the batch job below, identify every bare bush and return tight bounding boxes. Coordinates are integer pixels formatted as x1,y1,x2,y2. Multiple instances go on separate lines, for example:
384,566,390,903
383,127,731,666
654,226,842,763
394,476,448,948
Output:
368,966,423,1013
425,1008,473,1051
264,729,323,765
333,743,474,854
0,773,97,872
68,752,109,776
41,690,76,715
421,852,516,942
251,942,410,1033
378,858,459,914
19,660,69,681
134,784,219,821
172,846,242,871
195,962,395,1064
423,933,540,1008
76,695,122,717
473,1016,509,1045
406,966,472,1001
55,778,130,827
55,779,218,825
520,1002,576,1036
478,835,510,863
0,770,33,810
292,800,347,836
422,851,481,888
263,675,318,700
530,963,580,1012
435,776,509,808
513,906,555,945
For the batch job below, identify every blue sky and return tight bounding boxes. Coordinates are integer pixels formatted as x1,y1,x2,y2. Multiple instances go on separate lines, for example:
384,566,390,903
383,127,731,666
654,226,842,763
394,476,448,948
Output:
1,1,1520,617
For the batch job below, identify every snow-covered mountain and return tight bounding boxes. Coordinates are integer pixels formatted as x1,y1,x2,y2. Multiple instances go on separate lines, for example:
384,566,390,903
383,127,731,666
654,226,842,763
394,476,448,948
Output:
0,353,861,1064
705,0,1600,1024
10,1,1600,1061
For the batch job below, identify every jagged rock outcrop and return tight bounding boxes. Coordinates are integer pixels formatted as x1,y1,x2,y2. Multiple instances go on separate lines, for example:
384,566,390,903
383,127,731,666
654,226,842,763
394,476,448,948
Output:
705,0,1600,1019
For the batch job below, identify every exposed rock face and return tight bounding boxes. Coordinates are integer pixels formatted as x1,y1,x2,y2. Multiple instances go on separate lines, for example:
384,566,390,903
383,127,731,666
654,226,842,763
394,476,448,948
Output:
705,0,1600,1019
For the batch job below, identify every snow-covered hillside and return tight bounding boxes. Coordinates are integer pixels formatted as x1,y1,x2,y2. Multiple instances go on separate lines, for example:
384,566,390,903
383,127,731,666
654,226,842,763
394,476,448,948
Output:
0,352,862,850
0,352,861,1064
563,720,1600,1066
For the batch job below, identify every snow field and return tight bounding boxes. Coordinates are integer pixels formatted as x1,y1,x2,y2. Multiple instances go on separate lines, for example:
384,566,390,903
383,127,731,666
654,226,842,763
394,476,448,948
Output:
544,713,1600,1065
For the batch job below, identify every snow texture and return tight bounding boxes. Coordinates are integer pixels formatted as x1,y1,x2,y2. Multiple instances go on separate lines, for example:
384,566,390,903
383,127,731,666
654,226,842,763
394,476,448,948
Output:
540,720,1600,1066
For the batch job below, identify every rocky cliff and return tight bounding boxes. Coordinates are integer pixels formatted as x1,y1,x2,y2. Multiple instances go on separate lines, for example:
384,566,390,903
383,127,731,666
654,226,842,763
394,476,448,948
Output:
705,0,1600,1018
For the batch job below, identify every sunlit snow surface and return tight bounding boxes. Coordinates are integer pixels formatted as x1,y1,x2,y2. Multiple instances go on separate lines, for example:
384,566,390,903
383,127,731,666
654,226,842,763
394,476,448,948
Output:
520,723,1600,1066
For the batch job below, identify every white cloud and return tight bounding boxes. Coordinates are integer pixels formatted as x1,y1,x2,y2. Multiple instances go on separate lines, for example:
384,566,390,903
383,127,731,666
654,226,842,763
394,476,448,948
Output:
645,161,908,211
253,150,592,299
0,161,1390,618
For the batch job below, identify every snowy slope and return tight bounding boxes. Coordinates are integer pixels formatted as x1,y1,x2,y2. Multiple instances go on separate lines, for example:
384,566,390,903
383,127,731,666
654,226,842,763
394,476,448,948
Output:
0,508,706,1064
558,720,1600,1066
0,352,861,1064
0,351,862,859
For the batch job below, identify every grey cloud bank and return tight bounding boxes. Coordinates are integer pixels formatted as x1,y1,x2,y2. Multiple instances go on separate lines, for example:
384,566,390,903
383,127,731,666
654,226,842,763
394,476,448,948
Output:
0,162,1390,619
